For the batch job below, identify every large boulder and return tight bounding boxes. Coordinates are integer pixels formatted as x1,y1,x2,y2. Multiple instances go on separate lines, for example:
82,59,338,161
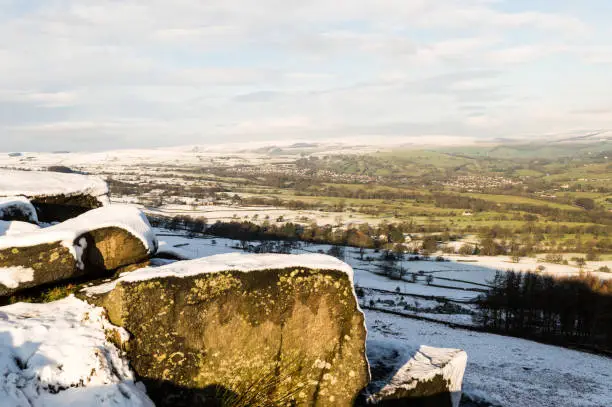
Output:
368,346,467,407
0,169,109,222
0,205,156,296
81,253,370,407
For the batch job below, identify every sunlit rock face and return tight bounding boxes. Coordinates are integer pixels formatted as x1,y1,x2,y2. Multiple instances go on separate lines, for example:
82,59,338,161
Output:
0,206,156,297
82,253,370,407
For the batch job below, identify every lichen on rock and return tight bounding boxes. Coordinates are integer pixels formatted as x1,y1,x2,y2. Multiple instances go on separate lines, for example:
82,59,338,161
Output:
81,254,370,407
0,206,156,297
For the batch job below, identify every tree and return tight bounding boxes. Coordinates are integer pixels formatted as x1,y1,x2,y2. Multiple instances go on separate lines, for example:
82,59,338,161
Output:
575,257,586,269
426,275,434,285
544,253,563,264
422,235,438,252
458,244,474,256
510,241,522,263
586,251,600,262
574,197,595,210
480,237,501,256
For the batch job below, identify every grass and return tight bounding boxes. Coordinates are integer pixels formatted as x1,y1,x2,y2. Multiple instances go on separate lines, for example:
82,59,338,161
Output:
459,193,579,210
6,283,79,305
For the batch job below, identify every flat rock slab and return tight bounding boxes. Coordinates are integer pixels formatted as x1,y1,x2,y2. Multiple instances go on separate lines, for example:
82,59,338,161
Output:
0,170,109,222
369,346,467,407
82,253,370,407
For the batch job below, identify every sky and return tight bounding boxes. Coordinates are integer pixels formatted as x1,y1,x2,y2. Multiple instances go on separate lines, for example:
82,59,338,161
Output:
0,0,611,151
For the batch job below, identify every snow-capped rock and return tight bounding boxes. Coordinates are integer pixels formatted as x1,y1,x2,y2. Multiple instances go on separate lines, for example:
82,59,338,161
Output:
0,197,38,223
369,345,467,407
82,253,369,407
0,170,109,222
0,296,154,407
0,205,157,296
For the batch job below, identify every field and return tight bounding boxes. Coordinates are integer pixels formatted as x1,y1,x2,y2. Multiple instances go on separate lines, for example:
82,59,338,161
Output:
1,139,611,407
155,228,612,406
1,139,610,257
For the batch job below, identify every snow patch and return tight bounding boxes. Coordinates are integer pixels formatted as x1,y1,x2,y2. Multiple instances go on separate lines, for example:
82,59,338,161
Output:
0,296,153,407
0,220,40,237
0,266,35,289
156,240,196,260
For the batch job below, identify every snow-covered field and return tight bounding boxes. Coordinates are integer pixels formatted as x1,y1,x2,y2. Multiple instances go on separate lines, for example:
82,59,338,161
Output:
366,310,612,407
144,203,383,227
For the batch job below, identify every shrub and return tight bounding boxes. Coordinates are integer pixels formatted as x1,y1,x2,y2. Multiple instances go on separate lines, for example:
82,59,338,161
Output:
458,244,474,256
544,253,564,264
586,251,601,262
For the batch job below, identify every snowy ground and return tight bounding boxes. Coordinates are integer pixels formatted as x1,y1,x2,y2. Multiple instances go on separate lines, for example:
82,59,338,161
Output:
139,202,387,228
2,223,610,407
153,230,612,406
366,309,612,407
0,296,153,407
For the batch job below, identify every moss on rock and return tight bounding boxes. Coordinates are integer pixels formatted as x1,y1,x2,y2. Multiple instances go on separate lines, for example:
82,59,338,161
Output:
85,267,369,407
0,227,150,297
0,242,76,296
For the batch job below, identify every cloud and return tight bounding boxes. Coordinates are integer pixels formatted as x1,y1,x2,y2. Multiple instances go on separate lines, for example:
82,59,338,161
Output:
0,0,609,151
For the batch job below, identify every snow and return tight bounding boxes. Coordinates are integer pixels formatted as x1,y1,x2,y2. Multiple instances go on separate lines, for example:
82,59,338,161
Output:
83,252,354,295
0,266,35,288
366,310,612,407
0,197,38,223
156,240,196,260
0,205,157,260
0,169,108,200
145,203,381,228
353,269,478,301
0,220,39,237
152,233,241,258
0,296,154,407
446,255,612,281
372,345,467,407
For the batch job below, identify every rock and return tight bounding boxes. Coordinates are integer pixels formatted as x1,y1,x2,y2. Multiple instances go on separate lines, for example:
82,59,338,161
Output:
368,346,467,407
0,196,38,223
0,205,156,296
0,169,109,222
30,193,107,223
0,296,154,407
81,253,370,407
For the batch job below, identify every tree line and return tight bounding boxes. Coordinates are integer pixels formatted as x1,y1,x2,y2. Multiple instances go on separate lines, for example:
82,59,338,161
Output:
475,271,612,353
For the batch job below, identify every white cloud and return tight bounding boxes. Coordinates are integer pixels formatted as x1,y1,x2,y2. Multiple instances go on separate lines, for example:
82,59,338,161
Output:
0,0,609,151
